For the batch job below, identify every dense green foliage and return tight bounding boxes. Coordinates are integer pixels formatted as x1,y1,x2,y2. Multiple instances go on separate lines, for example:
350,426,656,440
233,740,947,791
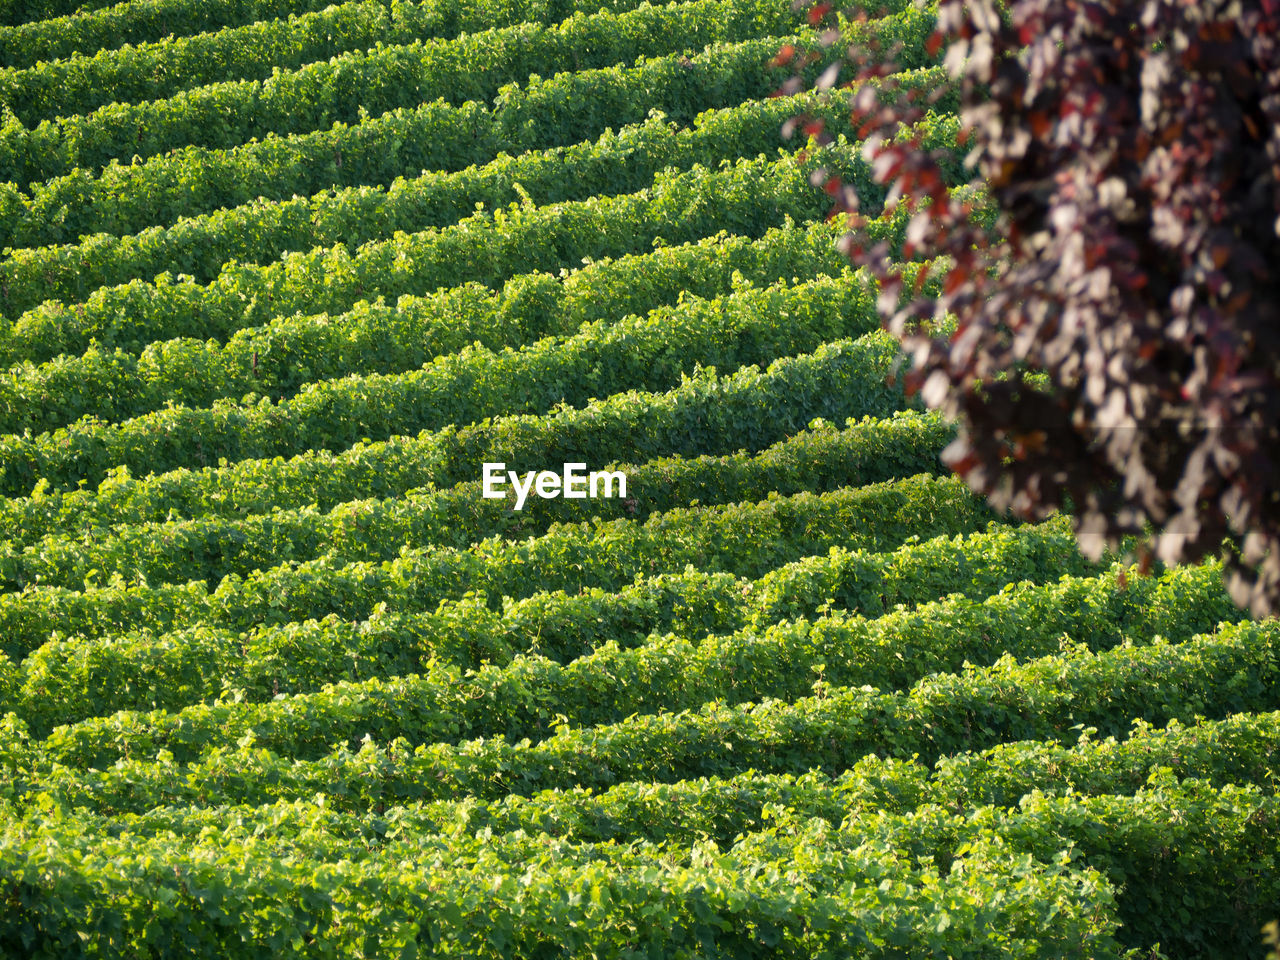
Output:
0,0,664,109
0,216,858,423
0,0,1270,957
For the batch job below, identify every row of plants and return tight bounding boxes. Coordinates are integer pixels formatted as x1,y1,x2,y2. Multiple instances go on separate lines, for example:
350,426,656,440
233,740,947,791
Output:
0,216,860,429
0,472,995,659
0,390,945,595
13,719,1280,960
0,801,1122,959
3,515,1090,737
0,308,913,510
11,710,1279,956
5,513,1085,684
0,273,892,501
13,559,1232,763
0,148,872,368
16,616,1274,818
0,95,955,317
0,0,852,185
932,711,1280,809
4,518,1085,731
0,0,334,38
1,0,686,117
0,336,909,505
0,34,792,243
23,712,1270,849
0,37,955,248
0,752,907,848
4,518,1084,703
5,720,1273,956
2,514,1090,696
0,368,937,549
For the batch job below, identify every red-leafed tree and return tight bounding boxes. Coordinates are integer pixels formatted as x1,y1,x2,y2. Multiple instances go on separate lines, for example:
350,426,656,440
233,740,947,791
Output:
787,0,1280,614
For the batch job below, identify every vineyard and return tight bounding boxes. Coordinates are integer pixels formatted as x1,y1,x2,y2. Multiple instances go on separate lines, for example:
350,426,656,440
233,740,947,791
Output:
0,0,1276,956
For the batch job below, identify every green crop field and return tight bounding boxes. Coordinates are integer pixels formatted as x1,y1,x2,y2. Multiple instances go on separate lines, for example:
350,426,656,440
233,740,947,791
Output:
0,0,1276,956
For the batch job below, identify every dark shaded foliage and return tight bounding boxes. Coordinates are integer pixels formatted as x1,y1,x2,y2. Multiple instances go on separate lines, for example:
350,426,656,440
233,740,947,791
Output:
786,0,1280,614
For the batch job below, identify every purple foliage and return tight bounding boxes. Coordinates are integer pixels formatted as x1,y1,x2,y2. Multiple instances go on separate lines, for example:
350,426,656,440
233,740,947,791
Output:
790,0,1280,614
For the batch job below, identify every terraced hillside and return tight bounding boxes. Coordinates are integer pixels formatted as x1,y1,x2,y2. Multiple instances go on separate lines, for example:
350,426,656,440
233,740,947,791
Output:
0,0,1276,956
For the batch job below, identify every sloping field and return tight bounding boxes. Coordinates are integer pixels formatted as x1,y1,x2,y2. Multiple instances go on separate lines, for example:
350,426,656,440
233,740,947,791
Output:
0,0,1275,956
